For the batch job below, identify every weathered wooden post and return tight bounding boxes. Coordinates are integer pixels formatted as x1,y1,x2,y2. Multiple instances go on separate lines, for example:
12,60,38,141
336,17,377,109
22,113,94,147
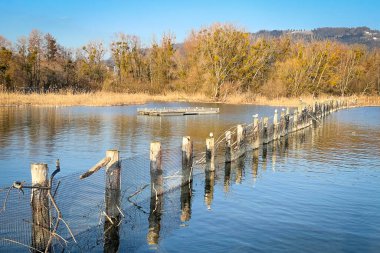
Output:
182,136,193,184
307,106,312,127
263,117,269,144
273,109,279,140
285,108,290,135
147,142,163,245
293,109,298,132
252,114,260,149
104,150,121,253
315,102,320,118
280,109,285,137
236,124,244,157
329,100,332,113
322,103,326,117
105,150,121,220
206,133,215,172
31,163,50,253
181,137,193,222
150,142,163,195
225,130,232,162
314,102,318,118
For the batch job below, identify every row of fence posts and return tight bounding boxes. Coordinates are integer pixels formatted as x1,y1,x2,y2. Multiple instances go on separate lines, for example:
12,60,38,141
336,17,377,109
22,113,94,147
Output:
24,99,352,252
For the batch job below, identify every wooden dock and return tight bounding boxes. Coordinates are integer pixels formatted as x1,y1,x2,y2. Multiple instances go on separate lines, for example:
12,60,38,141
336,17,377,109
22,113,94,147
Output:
137,107,220,116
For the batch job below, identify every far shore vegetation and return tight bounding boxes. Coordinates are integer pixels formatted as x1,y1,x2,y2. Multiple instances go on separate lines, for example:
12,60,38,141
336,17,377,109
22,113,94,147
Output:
0,24,379,107
1,92,379,107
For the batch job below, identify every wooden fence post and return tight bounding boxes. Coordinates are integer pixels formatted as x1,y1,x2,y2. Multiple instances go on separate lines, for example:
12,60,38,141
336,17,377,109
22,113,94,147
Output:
182,136,193,184
263,117,269,144
105,150,121,219
293,109,298,132
322,103,326,117
236,124,244,157
225,130,232,163
31,163,50,253
148,142,163,245
252,114,260,149
285,108,290,135
273,109,279,140
150,142,163,195
206,133,215,172
280,109,285,137
181,138,193,222
104,150,121,253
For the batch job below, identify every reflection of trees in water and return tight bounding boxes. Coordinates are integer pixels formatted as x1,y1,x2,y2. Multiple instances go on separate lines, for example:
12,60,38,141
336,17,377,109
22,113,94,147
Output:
0,107,105,153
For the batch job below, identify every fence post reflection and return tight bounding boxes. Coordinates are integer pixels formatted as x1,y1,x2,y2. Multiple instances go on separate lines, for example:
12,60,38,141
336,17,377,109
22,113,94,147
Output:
204,170,215,209
252,149,259,183
224,160,231,193
235,155,245,184
262,144,268,171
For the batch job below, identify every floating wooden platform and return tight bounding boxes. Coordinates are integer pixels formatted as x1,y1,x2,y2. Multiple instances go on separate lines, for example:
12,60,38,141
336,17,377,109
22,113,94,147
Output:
137,107,220,116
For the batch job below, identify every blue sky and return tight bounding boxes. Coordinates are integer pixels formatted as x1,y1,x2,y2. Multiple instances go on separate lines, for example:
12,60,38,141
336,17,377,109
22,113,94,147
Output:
0,0,379,48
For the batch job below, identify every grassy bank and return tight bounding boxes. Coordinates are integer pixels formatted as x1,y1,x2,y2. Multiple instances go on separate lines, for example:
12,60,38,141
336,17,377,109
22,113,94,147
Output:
0,92,379,107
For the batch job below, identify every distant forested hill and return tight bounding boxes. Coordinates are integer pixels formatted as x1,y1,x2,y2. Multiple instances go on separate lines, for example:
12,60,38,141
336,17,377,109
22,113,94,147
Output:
250,27,380,48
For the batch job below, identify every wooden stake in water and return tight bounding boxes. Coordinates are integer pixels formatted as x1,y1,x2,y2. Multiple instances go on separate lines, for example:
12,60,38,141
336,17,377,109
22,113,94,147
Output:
105,150,121,219
206,133,215,172
293,109,298,132
252,114,260,149
148,142,163,245
285,108,290,135
150,142,163,195
280,109,285,137
273,109,279,140
31,163,50,253
236,124,244,157
263,117,269,144
225,130,232,162
181,137,193,222
182,136,193,184
104,149,121,253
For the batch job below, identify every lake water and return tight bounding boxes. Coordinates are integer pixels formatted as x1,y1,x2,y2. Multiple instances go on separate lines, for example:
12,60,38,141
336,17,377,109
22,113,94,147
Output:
0,103,379,252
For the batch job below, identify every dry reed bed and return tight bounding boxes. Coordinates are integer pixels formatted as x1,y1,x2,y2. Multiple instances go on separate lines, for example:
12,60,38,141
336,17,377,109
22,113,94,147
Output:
0,92,379,107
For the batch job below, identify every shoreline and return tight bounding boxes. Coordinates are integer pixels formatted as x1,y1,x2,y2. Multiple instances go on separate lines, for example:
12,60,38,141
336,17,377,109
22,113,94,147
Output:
0,92,379,107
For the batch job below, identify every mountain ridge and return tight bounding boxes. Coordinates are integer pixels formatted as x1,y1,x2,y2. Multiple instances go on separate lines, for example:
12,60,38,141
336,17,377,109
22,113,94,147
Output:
250,26,380,48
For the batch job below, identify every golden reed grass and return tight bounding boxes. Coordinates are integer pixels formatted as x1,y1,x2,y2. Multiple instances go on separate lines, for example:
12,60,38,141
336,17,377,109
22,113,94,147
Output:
0,92,379,107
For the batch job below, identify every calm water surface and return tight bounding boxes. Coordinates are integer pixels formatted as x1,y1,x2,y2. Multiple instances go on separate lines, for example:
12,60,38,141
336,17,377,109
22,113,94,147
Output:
0,104,379,252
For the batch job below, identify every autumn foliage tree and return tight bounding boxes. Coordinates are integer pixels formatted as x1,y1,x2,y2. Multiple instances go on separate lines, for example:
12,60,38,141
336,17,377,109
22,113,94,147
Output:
0,25,379,98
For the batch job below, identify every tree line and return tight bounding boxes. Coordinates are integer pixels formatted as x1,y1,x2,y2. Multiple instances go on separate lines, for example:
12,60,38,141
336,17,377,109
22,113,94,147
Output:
0,24,379,99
